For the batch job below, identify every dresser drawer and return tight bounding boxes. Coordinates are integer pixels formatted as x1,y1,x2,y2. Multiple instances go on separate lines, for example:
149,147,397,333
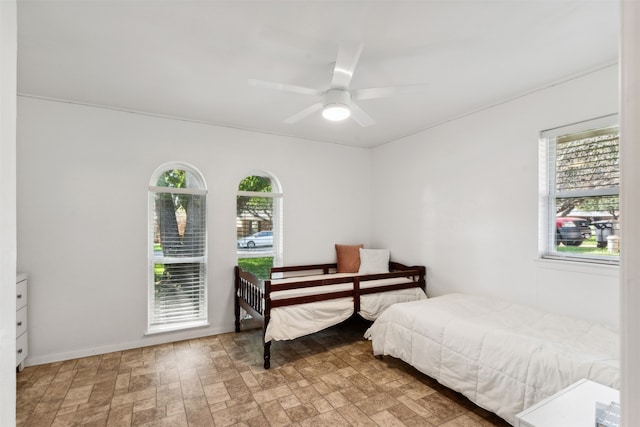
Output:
16,279,27,310
16,332,28,366
16,306,27,337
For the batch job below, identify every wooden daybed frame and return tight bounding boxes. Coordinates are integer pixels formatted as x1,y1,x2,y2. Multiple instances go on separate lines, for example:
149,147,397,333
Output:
234,261,426,369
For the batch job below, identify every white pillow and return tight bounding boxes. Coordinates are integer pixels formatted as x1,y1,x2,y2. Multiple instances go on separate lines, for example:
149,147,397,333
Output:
358,248,390,274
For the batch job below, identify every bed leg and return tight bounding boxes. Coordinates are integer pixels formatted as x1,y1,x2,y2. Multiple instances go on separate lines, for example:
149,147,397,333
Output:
264,341,271,369
234,266,241,333
234,294,240,332
234,298,240,333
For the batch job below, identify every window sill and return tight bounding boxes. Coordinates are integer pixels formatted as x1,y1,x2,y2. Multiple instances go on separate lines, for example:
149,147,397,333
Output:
536,257,619,277
145,320,210,336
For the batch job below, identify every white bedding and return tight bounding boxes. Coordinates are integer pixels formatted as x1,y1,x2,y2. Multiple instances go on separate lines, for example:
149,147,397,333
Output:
264,274,426,342
364,293,619,425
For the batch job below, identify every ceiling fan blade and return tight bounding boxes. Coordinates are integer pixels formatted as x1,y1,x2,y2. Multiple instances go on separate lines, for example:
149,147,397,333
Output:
248,78,322,96
283,102,323,124
352,84,430,100
349,102,375,127
331,41,364,89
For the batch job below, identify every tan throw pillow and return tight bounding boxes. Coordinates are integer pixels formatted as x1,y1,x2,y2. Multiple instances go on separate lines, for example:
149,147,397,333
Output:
335,244,364,273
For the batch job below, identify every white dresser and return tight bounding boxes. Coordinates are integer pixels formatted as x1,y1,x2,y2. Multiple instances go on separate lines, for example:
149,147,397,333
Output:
16,272,28,371
516,379,619,427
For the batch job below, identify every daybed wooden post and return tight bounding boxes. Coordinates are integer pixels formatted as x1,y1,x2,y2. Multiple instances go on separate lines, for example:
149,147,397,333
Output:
234,266,241,333
263,279,272,369
353,277,361,314
418,265,427,294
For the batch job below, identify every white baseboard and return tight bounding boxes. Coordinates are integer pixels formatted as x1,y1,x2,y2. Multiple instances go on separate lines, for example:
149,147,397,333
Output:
24,323,238,367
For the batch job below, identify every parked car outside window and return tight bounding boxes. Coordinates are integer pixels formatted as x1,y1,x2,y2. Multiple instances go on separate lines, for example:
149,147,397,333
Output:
237,230,273,248
555,217,592,246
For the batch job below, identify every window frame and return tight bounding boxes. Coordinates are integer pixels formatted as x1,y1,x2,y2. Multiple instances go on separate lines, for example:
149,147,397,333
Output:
147,162,209,334
539,114,620,265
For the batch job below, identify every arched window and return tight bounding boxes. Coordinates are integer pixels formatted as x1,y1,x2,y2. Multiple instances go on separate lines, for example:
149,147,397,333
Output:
148,163,207,333
236,173,282,279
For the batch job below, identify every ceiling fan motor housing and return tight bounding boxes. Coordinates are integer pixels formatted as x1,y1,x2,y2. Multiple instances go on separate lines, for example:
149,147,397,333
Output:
324,88,351,109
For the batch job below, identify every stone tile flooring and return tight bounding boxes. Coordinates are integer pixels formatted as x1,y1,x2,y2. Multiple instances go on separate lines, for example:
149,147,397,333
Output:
16,318,511,426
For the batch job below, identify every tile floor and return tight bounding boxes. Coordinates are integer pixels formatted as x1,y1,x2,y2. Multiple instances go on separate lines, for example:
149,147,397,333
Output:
16,318,511,426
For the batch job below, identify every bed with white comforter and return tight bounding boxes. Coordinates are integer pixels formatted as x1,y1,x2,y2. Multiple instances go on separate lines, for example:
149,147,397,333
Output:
235,261,426,369
266,273,426,341
364,293,619,425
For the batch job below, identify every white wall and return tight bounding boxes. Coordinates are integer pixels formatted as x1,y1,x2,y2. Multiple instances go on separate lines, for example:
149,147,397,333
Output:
0,1,17,425
371,65,620,328
17,97,371,364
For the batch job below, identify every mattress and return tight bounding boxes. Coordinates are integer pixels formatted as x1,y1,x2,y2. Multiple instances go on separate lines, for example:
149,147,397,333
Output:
364,293,619,425
264,273,426,342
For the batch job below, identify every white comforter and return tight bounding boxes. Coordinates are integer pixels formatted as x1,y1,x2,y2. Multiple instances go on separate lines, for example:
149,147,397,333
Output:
264,273,426,342
364,293,619,425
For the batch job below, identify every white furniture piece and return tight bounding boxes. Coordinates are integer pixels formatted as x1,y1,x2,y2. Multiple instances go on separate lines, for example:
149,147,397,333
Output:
365,293,619,425
516,378,619,427
16,272,28,371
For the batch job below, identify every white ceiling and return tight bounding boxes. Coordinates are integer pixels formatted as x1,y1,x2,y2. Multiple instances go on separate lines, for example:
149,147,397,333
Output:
16,1,619,148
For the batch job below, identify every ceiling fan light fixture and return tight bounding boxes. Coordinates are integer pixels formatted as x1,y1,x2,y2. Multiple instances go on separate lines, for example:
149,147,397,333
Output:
322,104,351,121
322,88,352,122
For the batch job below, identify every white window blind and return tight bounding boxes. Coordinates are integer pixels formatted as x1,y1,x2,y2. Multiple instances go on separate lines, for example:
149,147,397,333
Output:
540,115,620,263
148,165,208,333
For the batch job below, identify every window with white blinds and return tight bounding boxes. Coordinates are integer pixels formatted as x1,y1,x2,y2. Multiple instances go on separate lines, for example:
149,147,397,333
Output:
236,174,283,280
148,164,208,333
540,114,620,264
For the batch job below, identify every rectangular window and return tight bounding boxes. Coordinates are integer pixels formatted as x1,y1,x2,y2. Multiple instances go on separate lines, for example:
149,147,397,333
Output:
540,115,619,264
149,188,207,332
236,193,277,280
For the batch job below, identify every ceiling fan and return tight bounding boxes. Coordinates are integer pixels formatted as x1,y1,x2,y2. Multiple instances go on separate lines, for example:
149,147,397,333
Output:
249,41,429,127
